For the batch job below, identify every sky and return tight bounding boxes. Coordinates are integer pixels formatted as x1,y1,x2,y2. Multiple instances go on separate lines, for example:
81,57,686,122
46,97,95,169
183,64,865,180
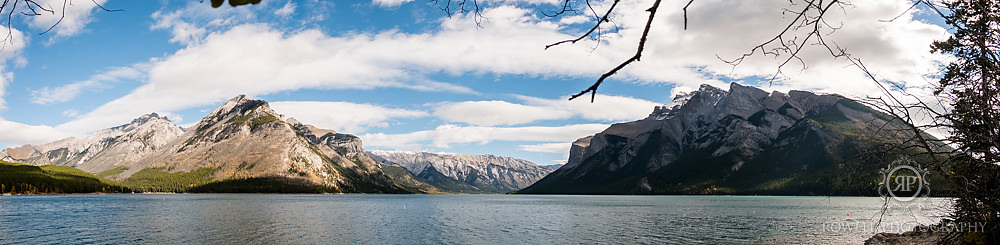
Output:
0,0,951,166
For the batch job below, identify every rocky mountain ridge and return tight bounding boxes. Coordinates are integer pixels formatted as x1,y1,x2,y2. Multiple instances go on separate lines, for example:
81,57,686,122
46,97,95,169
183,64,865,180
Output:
3,95,405,193
368,150,554,193
520,83,910,195
0,113,184,174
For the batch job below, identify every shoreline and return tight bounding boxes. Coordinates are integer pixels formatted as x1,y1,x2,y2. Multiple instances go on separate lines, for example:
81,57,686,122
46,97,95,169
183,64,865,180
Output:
0,192,959,199
866,227,964,244
0,192,128,196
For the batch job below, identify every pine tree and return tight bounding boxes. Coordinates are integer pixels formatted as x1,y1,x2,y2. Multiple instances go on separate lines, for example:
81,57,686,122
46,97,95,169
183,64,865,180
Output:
931,0,1000,243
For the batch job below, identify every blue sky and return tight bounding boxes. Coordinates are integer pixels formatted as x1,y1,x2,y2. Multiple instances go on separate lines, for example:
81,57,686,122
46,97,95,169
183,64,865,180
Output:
0,0,950,165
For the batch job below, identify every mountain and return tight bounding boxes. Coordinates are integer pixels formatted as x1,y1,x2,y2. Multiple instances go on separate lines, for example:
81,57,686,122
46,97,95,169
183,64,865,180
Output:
0,113,184,174
2,95,407,193
519,83,921,195
368,151,554,193
124,95,405,193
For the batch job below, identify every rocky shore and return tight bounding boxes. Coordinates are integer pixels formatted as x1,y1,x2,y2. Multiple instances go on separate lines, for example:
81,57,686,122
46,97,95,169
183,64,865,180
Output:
865,226,966,244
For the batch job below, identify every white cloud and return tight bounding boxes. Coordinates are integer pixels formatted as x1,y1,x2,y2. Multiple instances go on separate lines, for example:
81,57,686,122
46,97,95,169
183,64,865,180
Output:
30,66,143,104
0,118,71,146
517,142,571,153
62,109,79,118
92,65,145,81
150,1,260,45
348,0,943,103
31,81,102,105
56,23,482,134
61,6,597,134
274,2,297,17
0,2,108,118
514,94,661,121
270,101,428,134
372,0,414,7
558,15,589,25
27,0,110,39
0,27,28,112
0,27,27,62
53,0,950,142
434,100,572,126
299,1,946,101
0,28,80,143
608,0,950,99
501,0,562,4
373,0,560,8
151,10,207,45
361,123,608,149
0,72,8,112
434,94,660,126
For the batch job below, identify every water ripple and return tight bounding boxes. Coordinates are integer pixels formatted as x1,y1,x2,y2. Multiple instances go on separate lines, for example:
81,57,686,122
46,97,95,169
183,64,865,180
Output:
0,195,948,244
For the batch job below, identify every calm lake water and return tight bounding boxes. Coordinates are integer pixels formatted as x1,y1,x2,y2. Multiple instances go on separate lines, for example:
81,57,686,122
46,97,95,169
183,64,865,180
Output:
0,194,950,244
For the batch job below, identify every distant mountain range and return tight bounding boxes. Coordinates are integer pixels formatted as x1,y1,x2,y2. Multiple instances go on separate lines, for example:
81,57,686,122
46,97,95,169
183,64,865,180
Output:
3,84,936,195
2,95,406,193
0,113,183,174
0,95,556,194
368,151,556,193
519,83,937,195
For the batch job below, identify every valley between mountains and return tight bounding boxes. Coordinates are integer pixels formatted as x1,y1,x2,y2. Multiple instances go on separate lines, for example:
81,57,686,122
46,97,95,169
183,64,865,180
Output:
0,84,944,195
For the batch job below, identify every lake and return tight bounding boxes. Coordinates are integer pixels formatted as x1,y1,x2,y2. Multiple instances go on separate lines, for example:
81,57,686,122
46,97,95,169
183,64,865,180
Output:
0,194,949,244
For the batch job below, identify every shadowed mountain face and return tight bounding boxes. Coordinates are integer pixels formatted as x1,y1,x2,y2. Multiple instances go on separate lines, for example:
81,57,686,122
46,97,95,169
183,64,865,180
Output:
2,95,406,193
368,151,554,193
519,83,919,195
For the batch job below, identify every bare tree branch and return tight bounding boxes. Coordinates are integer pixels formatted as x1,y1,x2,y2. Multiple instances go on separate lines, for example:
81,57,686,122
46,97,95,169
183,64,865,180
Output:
720,0,849,84
568,0,662,102
432,0,488,28
90,0,122,13
0,0,120,54
682,0,694,30
545,0,621,50
542,0,575,17
39,0,66,35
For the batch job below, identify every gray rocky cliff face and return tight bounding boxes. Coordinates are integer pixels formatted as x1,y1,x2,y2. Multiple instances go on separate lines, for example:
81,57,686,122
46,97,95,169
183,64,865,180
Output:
367,150,554,192
562,83,843,173
317,134,366,155
75,113,186,173
522,83,895,195
564,136,593,169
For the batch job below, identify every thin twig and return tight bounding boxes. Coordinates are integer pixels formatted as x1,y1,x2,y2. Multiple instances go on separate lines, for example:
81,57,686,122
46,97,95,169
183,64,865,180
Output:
39,0,67,35
91,0,122,12
569,0,663,102
546,0,621,50
683,0,694,30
